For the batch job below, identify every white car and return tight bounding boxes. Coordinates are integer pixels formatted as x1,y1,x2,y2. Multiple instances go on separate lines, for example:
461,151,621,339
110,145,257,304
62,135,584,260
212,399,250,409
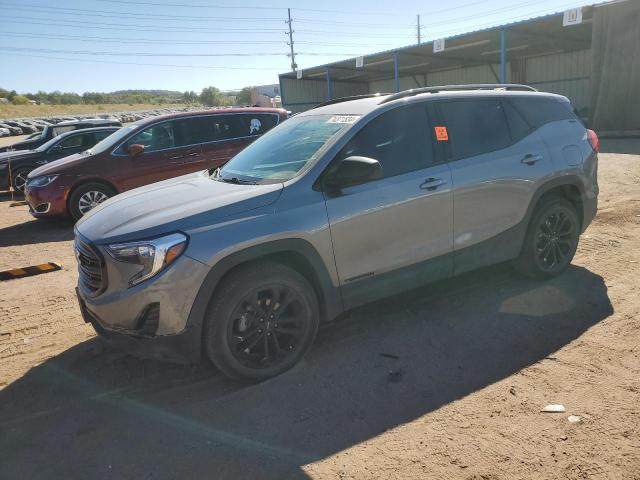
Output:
0,127,11,137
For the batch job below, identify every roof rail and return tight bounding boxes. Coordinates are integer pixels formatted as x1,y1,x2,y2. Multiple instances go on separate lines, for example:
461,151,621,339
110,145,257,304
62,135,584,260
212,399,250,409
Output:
313,93,390,109
379,83,537,104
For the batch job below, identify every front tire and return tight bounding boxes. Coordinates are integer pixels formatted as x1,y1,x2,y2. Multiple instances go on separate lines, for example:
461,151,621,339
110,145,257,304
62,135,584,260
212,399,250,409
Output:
514,196,580,279
203,262,320,381
68,182,115,221
11,167,32,193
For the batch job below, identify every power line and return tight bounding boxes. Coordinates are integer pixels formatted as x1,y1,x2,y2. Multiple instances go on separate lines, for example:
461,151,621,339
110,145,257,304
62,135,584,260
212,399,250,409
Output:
0,31,398,48
0,46,364,57
3,3,284,22
0,52,284,70
2,14,414,36
2,3,416,28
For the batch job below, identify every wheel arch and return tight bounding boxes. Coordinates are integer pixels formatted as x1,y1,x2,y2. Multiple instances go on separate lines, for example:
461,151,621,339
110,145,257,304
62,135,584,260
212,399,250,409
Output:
530,177,585,228
186,238,343,358
66,177,120,214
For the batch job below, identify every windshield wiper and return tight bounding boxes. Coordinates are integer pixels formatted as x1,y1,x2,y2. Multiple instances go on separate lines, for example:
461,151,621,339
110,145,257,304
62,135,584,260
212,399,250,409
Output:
219,177,258,185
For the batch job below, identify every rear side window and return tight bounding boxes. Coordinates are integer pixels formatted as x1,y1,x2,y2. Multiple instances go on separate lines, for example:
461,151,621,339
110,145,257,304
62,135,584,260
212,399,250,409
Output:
510,98,575,128
210,115,247,141
503,101,533,143
438,100,510,159
246,114,279,136
175,117,211,146
336,104,432,178
56,133,94,150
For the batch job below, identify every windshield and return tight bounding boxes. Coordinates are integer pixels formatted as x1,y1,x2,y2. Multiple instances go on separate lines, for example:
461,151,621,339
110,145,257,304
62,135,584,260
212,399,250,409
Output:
217,114,356,184
86,125,135,155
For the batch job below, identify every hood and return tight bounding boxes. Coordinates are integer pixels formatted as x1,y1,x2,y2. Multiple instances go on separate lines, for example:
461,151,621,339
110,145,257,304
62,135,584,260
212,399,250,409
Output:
76,171,283,243
0,149,40,164
0,138,42,153
27,153,86,177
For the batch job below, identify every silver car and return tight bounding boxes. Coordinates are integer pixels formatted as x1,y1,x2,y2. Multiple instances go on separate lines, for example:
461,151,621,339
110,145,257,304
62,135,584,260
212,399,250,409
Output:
74,84,599,380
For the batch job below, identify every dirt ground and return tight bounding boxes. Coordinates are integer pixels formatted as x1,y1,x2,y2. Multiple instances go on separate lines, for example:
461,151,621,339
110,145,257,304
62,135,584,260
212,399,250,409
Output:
0,141,639,479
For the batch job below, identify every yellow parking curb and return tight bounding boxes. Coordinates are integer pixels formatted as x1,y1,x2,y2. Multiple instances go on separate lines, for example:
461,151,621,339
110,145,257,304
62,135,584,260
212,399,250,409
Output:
0,262,63,281
9,201,28,207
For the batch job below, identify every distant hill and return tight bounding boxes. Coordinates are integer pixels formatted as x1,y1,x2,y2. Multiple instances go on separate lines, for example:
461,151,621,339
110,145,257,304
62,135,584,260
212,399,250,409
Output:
110,90,183,97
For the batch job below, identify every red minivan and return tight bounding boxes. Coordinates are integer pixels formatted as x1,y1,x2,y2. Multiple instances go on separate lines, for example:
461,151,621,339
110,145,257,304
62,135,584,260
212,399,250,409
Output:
25,108,287,220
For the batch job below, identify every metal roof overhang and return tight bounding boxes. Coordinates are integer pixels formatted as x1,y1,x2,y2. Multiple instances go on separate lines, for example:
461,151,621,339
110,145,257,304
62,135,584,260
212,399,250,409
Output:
279,7,594,85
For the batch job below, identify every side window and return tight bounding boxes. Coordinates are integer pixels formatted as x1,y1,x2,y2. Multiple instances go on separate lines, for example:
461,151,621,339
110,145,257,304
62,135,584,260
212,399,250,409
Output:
52,125,76,137
122,122,175,153
175,117,211,146
336,104,432,178
56,133,93,150
247,114,279,136
510,98,575,128
439,100,510,159
93,130,114,142
503,100,533,143
210,115,247,141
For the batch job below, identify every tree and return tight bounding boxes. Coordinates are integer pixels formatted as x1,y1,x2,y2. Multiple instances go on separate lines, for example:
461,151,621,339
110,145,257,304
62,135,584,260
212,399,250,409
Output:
199,86,225,107
182,90,198,103
11,95,30,105
236,86,253,106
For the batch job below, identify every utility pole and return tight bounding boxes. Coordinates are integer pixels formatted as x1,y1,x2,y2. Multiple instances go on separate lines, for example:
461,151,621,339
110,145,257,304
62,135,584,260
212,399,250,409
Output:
286,8,297,71
417,14,421,44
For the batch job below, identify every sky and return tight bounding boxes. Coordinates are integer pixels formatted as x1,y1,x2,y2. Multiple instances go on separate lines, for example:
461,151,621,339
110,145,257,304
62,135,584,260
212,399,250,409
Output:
0,0,599,93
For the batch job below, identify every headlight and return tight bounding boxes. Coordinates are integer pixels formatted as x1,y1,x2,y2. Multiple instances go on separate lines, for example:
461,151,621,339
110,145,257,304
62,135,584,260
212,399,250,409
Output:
27,175,58,188
106,233,187,286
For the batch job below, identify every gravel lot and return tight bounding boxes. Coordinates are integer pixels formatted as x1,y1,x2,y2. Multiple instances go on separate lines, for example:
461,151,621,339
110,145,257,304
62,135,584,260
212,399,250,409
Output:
0,141,639,479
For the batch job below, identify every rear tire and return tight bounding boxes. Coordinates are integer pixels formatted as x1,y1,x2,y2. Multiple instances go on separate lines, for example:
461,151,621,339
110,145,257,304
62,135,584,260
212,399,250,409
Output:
68,182,116,221
514,196,580,279
203,262,320,381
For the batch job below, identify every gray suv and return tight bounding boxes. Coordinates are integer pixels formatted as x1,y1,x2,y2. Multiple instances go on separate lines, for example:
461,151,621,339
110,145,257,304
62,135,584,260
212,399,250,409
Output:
74,84,599,380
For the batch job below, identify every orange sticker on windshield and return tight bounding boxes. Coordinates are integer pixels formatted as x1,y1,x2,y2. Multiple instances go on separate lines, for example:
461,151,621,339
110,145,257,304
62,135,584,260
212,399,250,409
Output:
435,126,449,141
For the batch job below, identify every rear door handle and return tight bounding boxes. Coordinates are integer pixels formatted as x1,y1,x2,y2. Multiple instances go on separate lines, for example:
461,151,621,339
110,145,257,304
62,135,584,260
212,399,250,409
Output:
521,153,543,165
420,177,446,191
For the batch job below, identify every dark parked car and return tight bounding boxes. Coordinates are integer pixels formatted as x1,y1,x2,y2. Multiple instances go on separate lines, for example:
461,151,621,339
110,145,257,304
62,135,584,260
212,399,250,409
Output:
0,118,122,153
0,127,119,192
4,121,36,134
25,108,286,219
0,123,23,136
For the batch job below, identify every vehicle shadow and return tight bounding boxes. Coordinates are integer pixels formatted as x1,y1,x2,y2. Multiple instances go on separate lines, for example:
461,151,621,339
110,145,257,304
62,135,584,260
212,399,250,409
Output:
0,215,73,247
0,264,612,479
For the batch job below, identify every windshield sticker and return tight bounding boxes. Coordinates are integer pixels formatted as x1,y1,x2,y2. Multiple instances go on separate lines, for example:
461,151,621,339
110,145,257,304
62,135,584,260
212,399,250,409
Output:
327,115,359,124
434,126,449,141
249,118,262,134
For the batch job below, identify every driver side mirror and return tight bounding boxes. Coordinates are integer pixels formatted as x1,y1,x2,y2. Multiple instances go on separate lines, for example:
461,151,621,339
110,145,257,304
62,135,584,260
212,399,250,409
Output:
128,144,145,158
325,156,383,189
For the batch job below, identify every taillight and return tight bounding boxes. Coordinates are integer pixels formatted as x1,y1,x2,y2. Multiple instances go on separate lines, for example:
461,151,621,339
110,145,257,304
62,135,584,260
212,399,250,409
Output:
587,129,600,153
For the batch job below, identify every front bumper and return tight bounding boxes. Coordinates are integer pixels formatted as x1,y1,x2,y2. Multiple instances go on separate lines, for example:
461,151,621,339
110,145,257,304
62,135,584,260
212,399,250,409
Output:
77,290,202,363
25,182,69,217
75,246,210,364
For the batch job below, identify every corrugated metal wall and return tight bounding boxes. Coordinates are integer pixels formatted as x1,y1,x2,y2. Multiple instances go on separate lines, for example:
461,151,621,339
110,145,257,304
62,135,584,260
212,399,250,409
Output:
282,50,591,115
347,64,505,95
280,77,368,113
526,50,591,115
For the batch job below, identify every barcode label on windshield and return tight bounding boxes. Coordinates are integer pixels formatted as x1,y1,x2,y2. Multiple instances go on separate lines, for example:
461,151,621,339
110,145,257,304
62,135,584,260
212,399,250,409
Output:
327,115,359,124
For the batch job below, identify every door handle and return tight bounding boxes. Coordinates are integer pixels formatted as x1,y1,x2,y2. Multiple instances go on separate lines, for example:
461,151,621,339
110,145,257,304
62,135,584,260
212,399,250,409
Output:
521,153,543,165
420,177,446,191
185,151,199,157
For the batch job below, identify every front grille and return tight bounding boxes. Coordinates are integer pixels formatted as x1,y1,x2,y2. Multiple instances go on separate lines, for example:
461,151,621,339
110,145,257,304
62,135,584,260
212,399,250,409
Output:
75,238,106,295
